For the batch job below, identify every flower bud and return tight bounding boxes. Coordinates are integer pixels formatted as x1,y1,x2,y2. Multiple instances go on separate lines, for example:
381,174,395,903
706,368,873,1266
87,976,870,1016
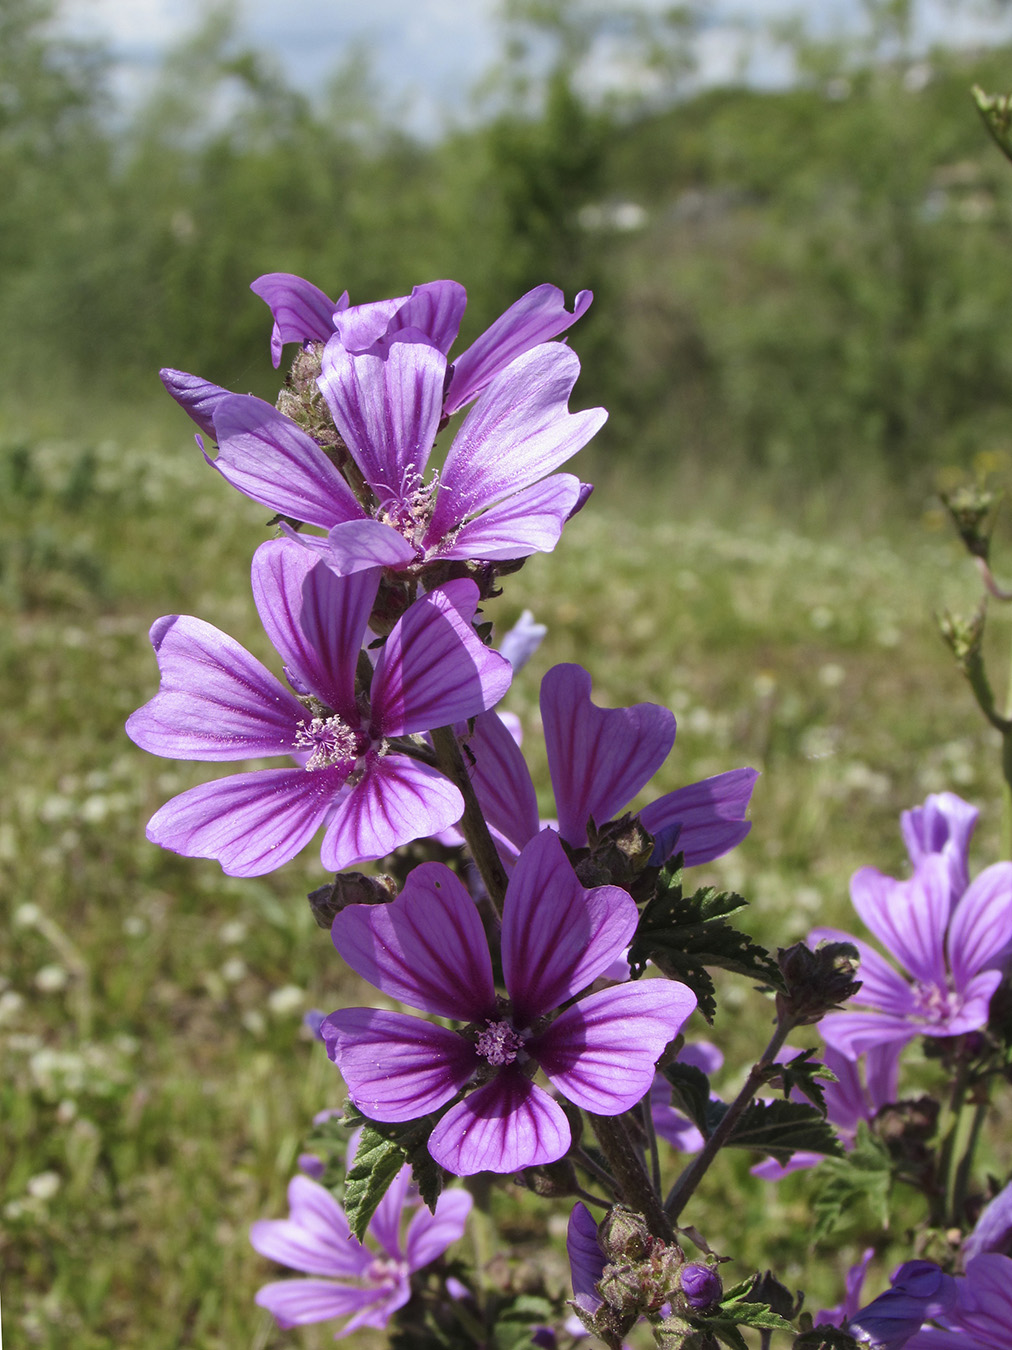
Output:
775,940,861,1026
599,1206,652,1262
308,873,396,929
680,1263,722,1311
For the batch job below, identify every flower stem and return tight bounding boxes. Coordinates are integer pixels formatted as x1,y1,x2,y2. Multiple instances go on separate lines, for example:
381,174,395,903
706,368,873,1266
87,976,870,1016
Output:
430,724,509,917
588,1112,674,1243
664,1016,791,1224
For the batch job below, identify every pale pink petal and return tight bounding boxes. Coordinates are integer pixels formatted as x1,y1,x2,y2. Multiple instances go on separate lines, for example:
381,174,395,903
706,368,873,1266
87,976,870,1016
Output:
331,862,496,1021
502,831,639,1025
126,615,304,760
146,767,342,876
532,981,696,1113
322,1008,477,1121
320,755,464,871
541,664,675,847
427,1072,570,1175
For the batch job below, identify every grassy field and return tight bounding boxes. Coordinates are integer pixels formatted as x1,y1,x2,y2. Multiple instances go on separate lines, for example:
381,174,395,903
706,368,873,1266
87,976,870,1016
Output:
2,398,1009,1346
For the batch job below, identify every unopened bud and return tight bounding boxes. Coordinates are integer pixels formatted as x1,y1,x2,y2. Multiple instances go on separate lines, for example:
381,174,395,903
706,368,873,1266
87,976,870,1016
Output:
599,1206,652,1262
940,484,995,561
680,1263,722,1311
775,941,860,1026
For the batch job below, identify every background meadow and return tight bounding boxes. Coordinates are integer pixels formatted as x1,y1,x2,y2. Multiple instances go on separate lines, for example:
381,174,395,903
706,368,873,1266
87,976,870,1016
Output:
6,0,1012,1344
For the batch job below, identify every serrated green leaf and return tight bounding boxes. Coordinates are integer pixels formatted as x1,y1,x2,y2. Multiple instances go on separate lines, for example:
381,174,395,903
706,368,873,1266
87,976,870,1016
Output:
712,1301,797,1332
771,1048,838,1116
628,873,782,1023
723,1099,843,1159
343,1127,408,1242
811,1122,891,1240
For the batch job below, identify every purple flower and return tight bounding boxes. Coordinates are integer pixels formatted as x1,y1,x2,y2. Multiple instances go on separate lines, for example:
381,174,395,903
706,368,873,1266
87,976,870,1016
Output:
901,792,978,897
751,1043,899,1180
250,1162,471,1337
567,1202,606,1315
903,1254,1012,1349
126,538,511,876
250,274,593,415
162,336,604,577
849,1261,958,1350
813,848,1012,1060
462,664,758,870
964,1181,1012,1261
323,829,696,1176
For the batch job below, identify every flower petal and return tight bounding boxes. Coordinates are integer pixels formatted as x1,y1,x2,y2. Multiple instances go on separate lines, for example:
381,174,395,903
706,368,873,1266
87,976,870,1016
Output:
331,861,496,1021
444,284,593,413
371,580,512,736
126,614,304,760
541,664,676,847
385,280,467,354
946,862,1012,988
251,539,377,716
532,980,696,1113
818,1010,921,1060
567,1203,605,1312
502,830,639,1025
427,1072,570,1175
850,861,949,987
317,519,418,575
159,368,232,439
254,1278,383,1330
318,337,445,498
323,1007,477,1121
210,394,365,528
463,711,540,862
901,791,978,897
320,755,464,871
639,768,759,867
250,272,344,366
146,767,342,876
250,1177,367,1278
403,1189,474,1271
429,345,606,540
432,474,584,560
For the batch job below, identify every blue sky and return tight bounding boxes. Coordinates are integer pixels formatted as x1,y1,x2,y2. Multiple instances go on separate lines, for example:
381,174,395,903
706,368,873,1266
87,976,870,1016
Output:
56,0,1012,136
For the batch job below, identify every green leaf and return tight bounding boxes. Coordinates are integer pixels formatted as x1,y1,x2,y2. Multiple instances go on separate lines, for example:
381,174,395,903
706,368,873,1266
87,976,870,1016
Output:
660,1060,712,1134
628,863,783,1022
711,1301,797,1333
770,1048,838,1116
340,1107,444,1240
722,1099,843,1160
811,1123,891,1241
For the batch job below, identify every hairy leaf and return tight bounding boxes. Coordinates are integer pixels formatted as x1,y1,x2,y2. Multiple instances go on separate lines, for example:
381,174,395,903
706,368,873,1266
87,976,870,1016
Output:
811,1123,891,1240
721,1099,844,1160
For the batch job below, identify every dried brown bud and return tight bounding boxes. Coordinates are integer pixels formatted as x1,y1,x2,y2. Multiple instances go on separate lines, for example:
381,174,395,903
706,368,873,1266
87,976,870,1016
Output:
307,873,396,928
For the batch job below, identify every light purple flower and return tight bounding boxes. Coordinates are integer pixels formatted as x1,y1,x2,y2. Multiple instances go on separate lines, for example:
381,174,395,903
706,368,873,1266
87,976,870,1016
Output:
498,609,548,672
901,792,978,897
126,538,511,876
813,850,1012,1060
162,336,604,577
250,1163,472,1338
751,1043,900,1180
250,274,593,415
462,664,758,870
323,829,696,1176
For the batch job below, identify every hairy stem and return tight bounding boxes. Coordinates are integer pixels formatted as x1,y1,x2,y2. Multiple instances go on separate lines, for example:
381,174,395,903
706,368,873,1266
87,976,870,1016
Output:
664,1017,791,1223
589,1112,673,1243
430,724,509,918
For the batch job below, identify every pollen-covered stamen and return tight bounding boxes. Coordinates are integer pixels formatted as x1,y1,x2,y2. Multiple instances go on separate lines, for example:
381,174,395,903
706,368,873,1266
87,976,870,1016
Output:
295,715,360,772
475,1019,525,1068
376,469,442,550
365,1254,407,1291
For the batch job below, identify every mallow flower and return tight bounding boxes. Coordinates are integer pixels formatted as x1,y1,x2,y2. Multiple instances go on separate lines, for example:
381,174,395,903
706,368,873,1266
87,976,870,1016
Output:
126,537,511,876
323,829,696,1176
813,846,1012,1060
848,1261,959,1349
249,273,593,415
904,1253,1012,1349
461,663,758,870
161,336,604,578
250,1149,472,1337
